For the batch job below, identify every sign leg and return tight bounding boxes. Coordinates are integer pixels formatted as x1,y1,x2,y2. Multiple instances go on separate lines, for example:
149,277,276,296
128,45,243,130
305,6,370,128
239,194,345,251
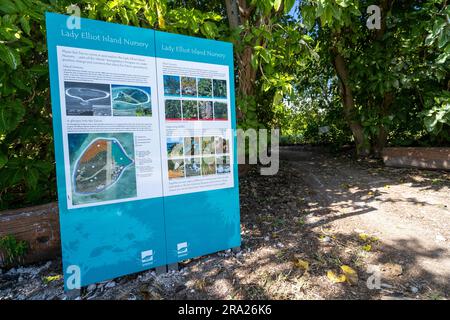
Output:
65,288,81,300
168,263,178,272
232,246,241,253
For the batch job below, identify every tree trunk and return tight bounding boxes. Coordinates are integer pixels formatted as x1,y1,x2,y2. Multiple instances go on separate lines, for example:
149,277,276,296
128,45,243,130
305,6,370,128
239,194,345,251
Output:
371,0,394,157
238,46,257,97
373,92,394,157
224,0,239,28
332,48,370,156
224,0,257,121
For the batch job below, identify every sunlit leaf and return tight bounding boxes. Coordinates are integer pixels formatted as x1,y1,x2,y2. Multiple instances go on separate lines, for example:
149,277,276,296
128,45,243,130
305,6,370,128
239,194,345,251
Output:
341,265,358,285
327,270,346,283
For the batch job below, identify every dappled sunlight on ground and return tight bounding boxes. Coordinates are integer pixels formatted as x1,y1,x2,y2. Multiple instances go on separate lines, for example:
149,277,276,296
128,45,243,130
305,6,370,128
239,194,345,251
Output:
1,146,448,300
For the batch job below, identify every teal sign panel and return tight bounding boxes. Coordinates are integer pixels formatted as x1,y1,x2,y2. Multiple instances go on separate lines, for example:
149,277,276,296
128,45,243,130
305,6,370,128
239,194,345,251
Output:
45,12,240,289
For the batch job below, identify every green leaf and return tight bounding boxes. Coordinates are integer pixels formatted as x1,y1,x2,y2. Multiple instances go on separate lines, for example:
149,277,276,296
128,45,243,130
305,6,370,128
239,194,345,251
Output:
259,48,271,63
0,43,20,69
284,0,296,13
0,166,24,188
19,16,30,35
301,5,316,30
0,0,17,14
200,21,217,38
273,91,283,105
438,31,448,49
27,167,39,190
335,0,350,7
274,0,282,12
0,152,7,169
0,100,25,133
250,53,258,70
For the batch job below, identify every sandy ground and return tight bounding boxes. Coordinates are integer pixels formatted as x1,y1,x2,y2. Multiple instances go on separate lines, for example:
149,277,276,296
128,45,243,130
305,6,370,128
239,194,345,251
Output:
0,146,448,300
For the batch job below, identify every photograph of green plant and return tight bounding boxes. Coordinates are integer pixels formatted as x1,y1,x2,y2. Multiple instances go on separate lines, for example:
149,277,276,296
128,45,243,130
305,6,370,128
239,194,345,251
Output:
199,101,213,120
163,75,181,96
197,78,212,97
213,102,228,120
201,136,215,155
182,100,198,120
201,157,216,175
165,100,182,120
213,79,227,98
181,77,197,97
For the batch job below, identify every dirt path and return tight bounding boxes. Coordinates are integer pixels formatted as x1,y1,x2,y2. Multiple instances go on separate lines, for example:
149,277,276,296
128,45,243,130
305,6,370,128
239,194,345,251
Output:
282,146,449,298
1,146,448,300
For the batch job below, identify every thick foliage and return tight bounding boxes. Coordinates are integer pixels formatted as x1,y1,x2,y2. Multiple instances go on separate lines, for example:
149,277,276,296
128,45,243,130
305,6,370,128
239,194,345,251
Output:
289,0,450,151
0,0,226,209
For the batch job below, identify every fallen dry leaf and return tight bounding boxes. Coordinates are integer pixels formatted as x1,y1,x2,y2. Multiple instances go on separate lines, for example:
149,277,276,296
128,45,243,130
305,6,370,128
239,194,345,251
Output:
43,275,62,284
359,233,369,241
381,263,403,277
341,265,358,285
327,270,346,283
293,259,309,272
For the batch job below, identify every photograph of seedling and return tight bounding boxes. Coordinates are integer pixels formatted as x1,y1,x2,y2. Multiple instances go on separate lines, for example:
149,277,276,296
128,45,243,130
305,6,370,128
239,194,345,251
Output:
201,157,216,175
184,137,201,156
163,75,181,96
197,78,212,97
201,136,215,155
165,100,182,120
213,102,228,120
168,159,185,179
181,77,197,97
213,79,227,98
182,100,198,120
185,157,201,177
199,101,213,120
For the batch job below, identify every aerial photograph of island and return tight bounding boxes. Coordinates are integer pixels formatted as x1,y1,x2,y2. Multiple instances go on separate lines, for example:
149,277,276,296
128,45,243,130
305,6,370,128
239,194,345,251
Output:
112,85,152,116
64,81,111,116
68,133,136,206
